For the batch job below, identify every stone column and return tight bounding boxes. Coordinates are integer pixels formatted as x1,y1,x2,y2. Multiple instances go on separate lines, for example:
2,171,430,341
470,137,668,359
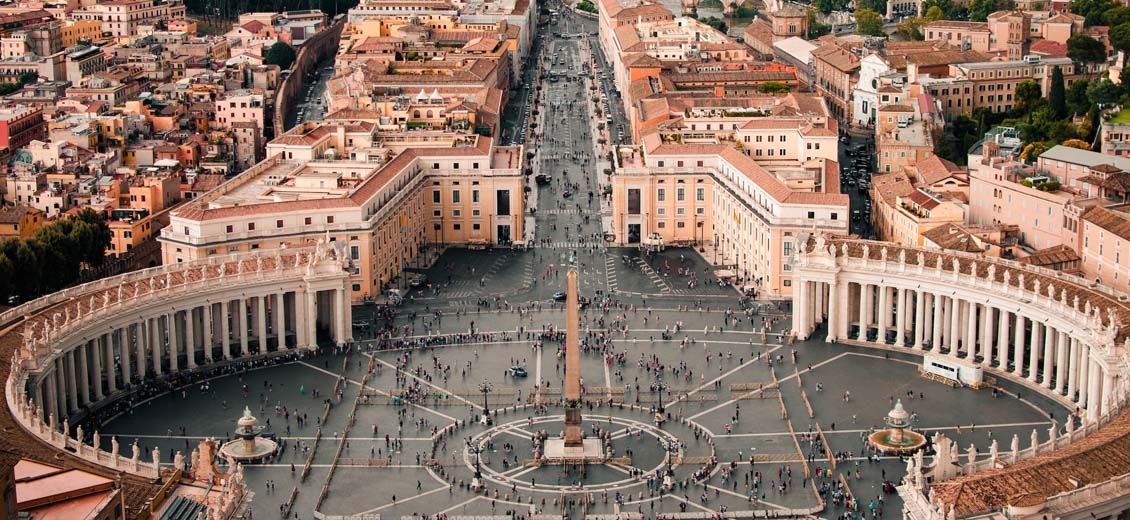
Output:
876,285,889,344
257,296,269,352
306,289,318,349
1101,371,1115,417
979,303,992,361
945,298,958,355
45,368,58,423
55,363,67,418
964,302,978,360
1087,359,1101,422
825,281,839,342
913,290,925,349
997,309,1010,370
894,288,907,347
239,299,249,357
137,321,148,380
295,289,308,348
1055,331,1068,394
168,311,179,372
185,307,196,369
104,333,117,394
930,294,943,351
120,327,131,386
857,283,870,341
335,288,348,346
77,343,89,406
64,350,78,413
276,292,288,349
150,317,163,376
91,338,103,401
1027,322,1041,383
1077,343,1090,408
793,281,810,340
1066,336,1079,398
1042,326,1056,388
221,300,232,359
1012,313,1025,376
203,303,214,362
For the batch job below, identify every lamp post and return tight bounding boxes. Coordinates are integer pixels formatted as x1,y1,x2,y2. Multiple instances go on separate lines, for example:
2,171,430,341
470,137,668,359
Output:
660,437,677,490
466,438,485,491
478,380,494,425
654,376,669,415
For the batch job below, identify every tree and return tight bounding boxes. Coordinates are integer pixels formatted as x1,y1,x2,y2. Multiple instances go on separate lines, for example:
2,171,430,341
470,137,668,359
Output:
1066,35,1108,68
1072,0,1118,26
924,5,945,20
264,41,296,70
1014,79,1042,114
1111,22,1130,55
1067,78,1092,115
1020,141,1049,162
757,81,790,94
1062,138,1091,149
855,8,885,36
1103,5,1130,25
896,16,926,40
858,0,886,14
1086,77,1122,105
923,0,966,20
700,16,727,33
968,0,1013,21
1049,66,1067,118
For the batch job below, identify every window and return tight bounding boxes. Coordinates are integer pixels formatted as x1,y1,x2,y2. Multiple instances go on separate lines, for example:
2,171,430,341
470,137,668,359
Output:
696,188,704,201
248,222,255,231
453,224,461,231
677,222,685,228
657,189,665,201
472,190,480,203
807,211,815,219
473,223,480,230
830,212,838,220
226,225,233,233
783,242,793,256
453,210,461,217
305,217,312,225
657,222,666,228
327,216,334,224
276,219,284,228
496,190,510,215
452,190,461,203
432,191,440,203
677,188,685,201
627,189,641,214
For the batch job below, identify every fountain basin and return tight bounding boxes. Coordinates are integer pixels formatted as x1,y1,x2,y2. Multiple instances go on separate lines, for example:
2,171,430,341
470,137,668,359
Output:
867,429,926,455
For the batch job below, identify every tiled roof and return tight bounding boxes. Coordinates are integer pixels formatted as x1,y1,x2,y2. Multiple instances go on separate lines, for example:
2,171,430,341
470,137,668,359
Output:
921,223,983,252
1018,244,1080,267
925,20,989,31
1082,206,1130,241
915,155,965,186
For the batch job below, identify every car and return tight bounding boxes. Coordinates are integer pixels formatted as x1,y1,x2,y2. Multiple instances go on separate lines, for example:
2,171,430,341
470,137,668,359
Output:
405,272,427,288
553,291,567,301
508,366,529,377
536,174,551,185
562,190,572,198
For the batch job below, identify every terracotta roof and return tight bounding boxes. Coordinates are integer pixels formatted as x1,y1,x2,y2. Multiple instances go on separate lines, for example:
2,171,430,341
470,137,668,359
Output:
0,204,37,224
925,20,989,31
1018,244,1080,267
812,43,860,72
1029,39,1068,57
871,171,916,206
1082,205,1130,241
915,155,965,186
906,49,988,67
932,409,1130,517
241,20,266,34
922,223,983,252
878,104,914,112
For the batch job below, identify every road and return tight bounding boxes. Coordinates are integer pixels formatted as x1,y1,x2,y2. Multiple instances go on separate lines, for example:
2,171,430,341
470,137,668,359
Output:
284,57,337,129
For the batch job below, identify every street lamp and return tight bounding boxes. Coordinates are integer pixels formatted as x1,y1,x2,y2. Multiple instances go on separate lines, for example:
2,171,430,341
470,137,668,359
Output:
660,437,678,490
654,376,669,415
478,380,494,421
466,437,485,491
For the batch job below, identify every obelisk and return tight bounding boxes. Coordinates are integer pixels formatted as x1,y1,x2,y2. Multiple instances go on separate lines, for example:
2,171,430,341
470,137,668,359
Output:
563,270,583,449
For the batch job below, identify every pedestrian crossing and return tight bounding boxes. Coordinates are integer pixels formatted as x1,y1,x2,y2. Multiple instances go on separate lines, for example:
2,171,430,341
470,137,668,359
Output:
634,257,673,294
604,254,619,292
540,241,603,249
538,209,583,215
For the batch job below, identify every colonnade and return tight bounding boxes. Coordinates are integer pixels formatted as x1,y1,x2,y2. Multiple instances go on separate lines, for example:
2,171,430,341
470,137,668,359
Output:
792,238,1127,424
33,286,351,423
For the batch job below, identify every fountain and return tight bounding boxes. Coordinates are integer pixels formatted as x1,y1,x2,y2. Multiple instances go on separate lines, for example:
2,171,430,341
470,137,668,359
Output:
867,399,926,454
219,407,279,462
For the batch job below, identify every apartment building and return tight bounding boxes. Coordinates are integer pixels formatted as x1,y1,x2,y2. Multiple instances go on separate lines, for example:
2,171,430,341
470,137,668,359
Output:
611,125,848,298
159,123,525,301
70,0,187,38
923,21,991,53
811,43,859,123
0,105,45,152
1080,204,1130,293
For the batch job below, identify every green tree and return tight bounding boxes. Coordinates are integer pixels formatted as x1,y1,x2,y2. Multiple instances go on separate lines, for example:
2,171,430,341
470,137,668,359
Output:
1103,5,1130,25
1066,35,1108,68
264,41,297,70
757,81,790,94
1111,22,1130,54
1066,78,1092,115
700,16,727,33
923,0,967,20
1086,77,1122,105
858,0,886,13
896,16,926,39
1072,0,1118,25
968,0,1013,21
1014,79,1042,117
855,8,885,36
1049,66,1067,118
924,5,945,20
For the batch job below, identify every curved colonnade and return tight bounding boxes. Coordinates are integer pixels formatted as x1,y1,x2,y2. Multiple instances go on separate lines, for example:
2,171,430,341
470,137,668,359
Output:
791,234,1130,518
2,242,353,483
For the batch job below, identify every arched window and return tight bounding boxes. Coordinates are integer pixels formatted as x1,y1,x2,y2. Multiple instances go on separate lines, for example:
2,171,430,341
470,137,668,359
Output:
413,110,421,118
426,110,434,118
